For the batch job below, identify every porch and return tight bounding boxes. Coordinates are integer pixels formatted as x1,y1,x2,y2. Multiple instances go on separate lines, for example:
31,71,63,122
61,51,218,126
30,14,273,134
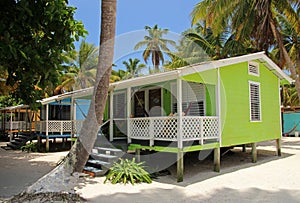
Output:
129,116,219,146
0,105,38,140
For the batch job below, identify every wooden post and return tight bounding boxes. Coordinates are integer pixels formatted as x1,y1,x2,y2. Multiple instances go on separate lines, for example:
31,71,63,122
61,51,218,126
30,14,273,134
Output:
242,144,246,152
276,138,281,156
177,76,184,182
214,147,220,172
127,87,131,143
109,91,114,142
9,112,13,141
135,148,140,162
177,149,184,182
251,142,257,163
46,104,49,152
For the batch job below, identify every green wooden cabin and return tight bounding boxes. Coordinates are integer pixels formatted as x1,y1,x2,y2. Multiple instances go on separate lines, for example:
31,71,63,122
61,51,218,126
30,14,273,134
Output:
31,52,292,181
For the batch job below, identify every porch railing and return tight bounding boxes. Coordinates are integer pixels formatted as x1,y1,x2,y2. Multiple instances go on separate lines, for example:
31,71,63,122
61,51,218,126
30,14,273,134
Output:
0,121,29,131
129,116,219,144
35,120,84,135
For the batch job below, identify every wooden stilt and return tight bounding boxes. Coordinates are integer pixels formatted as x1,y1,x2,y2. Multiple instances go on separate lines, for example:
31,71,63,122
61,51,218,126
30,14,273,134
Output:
37,136,41,149
242,144,246,152
177,149,184,182
214,147,220,172
276,138,281,156
46,137,49,152
251,143,257,163
135,148,140,162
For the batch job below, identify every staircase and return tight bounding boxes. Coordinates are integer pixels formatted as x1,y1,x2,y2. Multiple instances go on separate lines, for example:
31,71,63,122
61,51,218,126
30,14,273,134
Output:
4,132,37,150
83,146,124,177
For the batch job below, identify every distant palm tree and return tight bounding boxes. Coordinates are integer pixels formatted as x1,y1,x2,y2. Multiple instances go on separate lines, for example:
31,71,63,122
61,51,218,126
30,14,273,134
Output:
282,85,300,107
63,41,98,90
122,58,145,79
134,25,176,71
110,69,126,83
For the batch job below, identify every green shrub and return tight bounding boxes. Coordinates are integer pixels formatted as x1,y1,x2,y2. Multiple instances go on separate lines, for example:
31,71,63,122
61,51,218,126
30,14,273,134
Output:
104,158,152,185
21,142,38,153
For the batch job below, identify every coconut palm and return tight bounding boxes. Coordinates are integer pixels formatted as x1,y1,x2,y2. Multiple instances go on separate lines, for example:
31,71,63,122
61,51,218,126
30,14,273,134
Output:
63,40,98,90
122,58,145,79
134,25,176,72
110,69,127,82
191,0,300,98
282,85,300,107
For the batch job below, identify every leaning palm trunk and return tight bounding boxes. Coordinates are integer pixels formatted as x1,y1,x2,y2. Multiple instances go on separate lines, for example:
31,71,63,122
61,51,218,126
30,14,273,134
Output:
26,0,116,194
269,20,300,100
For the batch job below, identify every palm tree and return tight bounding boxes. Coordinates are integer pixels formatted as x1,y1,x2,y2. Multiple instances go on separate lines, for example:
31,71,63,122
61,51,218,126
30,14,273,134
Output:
71,0,117,173
191,0,300,98
27,1,118,193
110,69,126,82
122,58,145,79
134,25,176,72
63,40,98,90
282,84,300,107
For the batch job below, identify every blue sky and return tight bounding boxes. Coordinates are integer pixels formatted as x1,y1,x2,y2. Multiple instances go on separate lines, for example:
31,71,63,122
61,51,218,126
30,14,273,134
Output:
68,0,201,69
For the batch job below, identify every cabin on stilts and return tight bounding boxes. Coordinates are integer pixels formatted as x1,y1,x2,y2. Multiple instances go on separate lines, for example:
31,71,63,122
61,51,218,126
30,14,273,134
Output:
2,52,292,181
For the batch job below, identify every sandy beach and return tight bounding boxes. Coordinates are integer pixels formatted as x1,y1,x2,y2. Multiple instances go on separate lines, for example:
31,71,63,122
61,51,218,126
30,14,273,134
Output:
1,137,300,202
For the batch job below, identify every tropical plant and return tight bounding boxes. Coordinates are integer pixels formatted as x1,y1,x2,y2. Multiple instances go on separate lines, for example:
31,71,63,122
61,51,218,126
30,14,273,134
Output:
282,85,300,107
134,25,176,72
122,58,145,79
165,27,210,69
21,142,38,153
0,0,87,108
110,69,127,83
104,158,152,185
191,0,300,99
63,41,99,90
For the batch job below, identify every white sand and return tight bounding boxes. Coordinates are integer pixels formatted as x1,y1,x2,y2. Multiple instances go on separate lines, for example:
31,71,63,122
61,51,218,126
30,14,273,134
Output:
0,143,68,199
1,137,300,202
76,137,300,203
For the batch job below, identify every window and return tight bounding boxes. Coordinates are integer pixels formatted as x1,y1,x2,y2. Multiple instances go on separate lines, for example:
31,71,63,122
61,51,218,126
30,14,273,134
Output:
113,92,126,118
171,81,206,116
248,61,259,76
249,81,261,121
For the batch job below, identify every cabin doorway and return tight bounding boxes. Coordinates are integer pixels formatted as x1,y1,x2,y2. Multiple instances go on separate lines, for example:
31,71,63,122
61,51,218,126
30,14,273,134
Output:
133,88,162,117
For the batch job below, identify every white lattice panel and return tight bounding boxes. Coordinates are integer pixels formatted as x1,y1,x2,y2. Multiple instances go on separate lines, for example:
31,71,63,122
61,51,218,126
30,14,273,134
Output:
129,118,150,138
182,117,201,139
48,121,61,132
63,121,72,132
202,117,219,138
153,117,177,140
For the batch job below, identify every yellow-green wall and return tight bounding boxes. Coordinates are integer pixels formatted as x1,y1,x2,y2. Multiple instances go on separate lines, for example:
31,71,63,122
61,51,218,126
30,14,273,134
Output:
220,61,281,146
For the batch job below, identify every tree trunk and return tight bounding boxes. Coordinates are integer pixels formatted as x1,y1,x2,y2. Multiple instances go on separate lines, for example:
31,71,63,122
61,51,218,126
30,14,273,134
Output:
270,19,300,100
26,0,116,194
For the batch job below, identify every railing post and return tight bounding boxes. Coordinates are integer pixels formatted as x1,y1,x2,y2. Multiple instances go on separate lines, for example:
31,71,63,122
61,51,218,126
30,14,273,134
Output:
177,76,184,182
9,112,13,142
60,121,63,135
200,117,204,145
126,87,131,143
149,118,154,146
45,104,49,152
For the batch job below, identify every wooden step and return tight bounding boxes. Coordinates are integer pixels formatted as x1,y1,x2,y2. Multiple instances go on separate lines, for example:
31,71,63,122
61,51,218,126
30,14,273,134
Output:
95,146,123,153
91,153,118,160
14,137,27,142
87,159,110,166
7,142,19,149
83,166,105,177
